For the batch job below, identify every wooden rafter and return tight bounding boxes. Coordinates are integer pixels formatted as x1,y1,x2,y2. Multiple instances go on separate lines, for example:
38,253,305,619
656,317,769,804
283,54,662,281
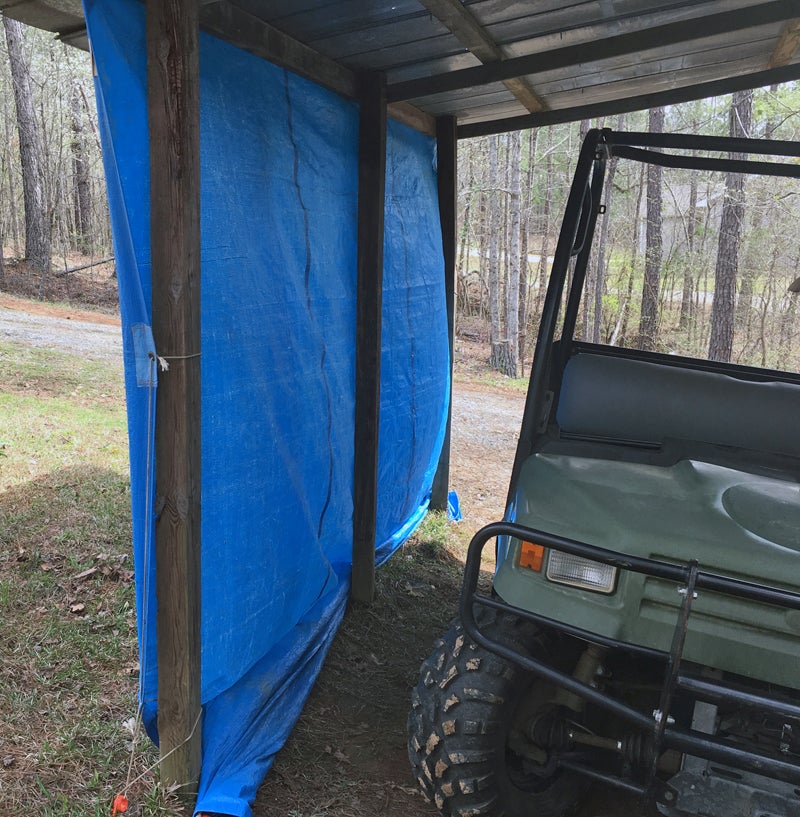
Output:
199,2,435,134
458,60,800,138
417,0,545,113
769,17,800,67
389,0,800,102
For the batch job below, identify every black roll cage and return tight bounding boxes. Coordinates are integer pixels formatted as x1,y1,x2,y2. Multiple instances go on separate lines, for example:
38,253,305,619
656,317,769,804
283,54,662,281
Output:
467,129,800,805
461,522,800,802
507,128,800,501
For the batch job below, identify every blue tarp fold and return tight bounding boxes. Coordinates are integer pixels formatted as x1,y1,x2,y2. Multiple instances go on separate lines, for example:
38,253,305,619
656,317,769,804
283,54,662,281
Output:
85,1,449,812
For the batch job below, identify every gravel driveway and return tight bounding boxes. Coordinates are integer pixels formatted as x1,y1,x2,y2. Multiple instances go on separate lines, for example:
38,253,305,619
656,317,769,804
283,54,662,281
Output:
0,306,123,360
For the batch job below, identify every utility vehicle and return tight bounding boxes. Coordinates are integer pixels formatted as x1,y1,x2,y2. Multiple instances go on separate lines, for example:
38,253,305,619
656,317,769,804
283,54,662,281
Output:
409,129,800,817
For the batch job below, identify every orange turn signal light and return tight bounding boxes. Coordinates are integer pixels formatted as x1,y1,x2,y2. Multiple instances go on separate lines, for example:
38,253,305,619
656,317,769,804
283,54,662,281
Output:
518,540,544,572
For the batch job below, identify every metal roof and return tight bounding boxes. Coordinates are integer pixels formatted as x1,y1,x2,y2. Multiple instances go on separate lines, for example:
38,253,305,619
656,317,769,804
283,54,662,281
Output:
4,0,800,136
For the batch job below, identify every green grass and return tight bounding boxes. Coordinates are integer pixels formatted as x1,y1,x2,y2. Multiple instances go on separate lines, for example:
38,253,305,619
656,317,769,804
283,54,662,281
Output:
0,340,125,406
406,509,451,558
0,340,179,816
468,369,528,393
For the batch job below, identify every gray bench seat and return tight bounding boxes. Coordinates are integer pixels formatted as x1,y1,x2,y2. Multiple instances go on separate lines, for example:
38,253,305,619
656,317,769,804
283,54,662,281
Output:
557,354,800,459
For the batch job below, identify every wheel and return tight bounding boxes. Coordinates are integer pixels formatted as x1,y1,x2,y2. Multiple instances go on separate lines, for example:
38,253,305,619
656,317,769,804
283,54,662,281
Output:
408,611,586,817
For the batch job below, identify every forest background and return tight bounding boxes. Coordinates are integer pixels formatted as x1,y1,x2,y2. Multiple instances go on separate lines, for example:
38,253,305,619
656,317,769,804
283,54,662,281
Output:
2,19,800,376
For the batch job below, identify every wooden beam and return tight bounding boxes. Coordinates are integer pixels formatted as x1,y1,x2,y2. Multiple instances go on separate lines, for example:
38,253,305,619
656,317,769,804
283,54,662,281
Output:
389,0,800,102
387,101,436,137
147,0,202,798
430,115,457,512
458,59,800,138
200,2,355,97
0,0,84,33
769,17,800,67
199,2,433,134
352,72,387,605
418,0,545,113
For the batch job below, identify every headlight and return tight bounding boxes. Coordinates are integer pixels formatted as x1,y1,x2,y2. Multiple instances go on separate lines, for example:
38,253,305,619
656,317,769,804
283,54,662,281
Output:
546,551,617,594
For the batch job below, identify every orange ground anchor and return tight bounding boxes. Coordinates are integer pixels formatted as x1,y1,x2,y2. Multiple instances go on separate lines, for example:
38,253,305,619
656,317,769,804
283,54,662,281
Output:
111,793,129,815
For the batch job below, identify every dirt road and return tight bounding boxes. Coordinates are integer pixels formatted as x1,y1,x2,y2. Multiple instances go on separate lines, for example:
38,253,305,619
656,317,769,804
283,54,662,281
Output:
449,378,524,527
0,297,122,361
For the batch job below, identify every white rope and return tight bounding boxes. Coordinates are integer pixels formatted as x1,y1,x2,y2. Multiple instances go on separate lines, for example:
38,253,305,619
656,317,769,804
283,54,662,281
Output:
123,352,157,793
157,352,201,371
121,709,203,797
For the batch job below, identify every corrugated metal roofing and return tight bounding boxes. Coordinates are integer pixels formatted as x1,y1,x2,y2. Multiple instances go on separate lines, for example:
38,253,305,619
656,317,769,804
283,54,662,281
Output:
3,0,800,135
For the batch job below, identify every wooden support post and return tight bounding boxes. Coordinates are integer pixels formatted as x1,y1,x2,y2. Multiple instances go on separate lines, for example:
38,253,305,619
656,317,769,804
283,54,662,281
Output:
147,0,202,798
430,116,457,511
352,72,387,604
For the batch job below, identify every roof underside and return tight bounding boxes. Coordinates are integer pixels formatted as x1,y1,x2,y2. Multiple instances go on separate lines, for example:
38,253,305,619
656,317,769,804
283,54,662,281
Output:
4,0,800,136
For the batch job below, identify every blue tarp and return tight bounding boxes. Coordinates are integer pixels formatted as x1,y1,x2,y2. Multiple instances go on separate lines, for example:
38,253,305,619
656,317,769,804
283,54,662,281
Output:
84,1,450,813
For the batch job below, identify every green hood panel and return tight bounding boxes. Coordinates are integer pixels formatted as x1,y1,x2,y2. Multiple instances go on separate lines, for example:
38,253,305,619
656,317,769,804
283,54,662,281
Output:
495,454,800,689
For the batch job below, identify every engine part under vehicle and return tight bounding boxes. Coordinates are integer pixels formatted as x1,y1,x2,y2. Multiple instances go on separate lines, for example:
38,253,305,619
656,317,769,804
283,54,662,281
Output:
409,129,800,817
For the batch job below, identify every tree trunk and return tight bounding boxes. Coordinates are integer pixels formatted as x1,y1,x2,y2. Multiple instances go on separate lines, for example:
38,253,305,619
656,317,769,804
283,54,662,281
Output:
518,128,537,375
502,134,510,331
457,145,474,314
3,17,50,279
638,106,665,351
505,130,521,377
709,89,753,362
70,79,92,254
457,143,475,315
487,135,502,349
778,245,799,370
620,163,646,346
534,126,555,317
679,165,699,329
477,142,489,319
736,90,775,348
3,103,23,257
490,340,515,376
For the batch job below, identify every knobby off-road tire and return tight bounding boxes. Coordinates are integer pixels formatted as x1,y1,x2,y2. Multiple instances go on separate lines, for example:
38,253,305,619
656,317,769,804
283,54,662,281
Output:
408,612,584,817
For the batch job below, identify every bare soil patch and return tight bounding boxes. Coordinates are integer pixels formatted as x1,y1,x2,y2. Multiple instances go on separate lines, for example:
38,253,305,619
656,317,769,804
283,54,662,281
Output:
449,378,523,529
0,301,122,362
259,542,462,817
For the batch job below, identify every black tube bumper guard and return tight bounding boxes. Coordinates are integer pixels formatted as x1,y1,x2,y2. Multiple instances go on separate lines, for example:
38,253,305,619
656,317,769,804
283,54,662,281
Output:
459,521,800,802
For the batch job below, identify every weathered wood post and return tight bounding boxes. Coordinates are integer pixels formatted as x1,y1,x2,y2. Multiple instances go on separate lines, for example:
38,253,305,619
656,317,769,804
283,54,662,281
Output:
147,0,202,797
352,71,387,604
430,115,457,511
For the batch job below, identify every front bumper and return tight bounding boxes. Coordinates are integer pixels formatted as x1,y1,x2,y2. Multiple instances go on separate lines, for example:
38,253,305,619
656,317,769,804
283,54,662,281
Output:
460,521,800,803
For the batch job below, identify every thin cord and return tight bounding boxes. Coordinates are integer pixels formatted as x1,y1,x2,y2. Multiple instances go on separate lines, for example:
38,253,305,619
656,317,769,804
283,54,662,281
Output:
121,709,203,796
123,353,157,793
157,352,200,371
